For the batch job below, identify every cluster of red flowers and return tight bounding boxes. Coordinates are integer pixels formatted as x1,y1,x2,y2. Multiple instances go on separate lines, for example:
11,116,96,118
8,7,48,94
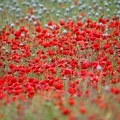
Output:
0,16,120,119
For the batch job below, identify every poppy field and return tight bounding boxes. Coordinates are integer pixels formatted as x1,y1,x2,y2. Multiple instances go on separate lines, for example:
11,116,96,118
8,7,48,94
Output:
0,0,120,120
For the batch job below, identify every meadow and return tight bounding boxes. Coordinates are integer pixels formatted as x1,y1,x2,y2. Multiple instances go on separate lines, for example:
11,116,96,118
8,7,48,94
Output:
0,0,120,120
